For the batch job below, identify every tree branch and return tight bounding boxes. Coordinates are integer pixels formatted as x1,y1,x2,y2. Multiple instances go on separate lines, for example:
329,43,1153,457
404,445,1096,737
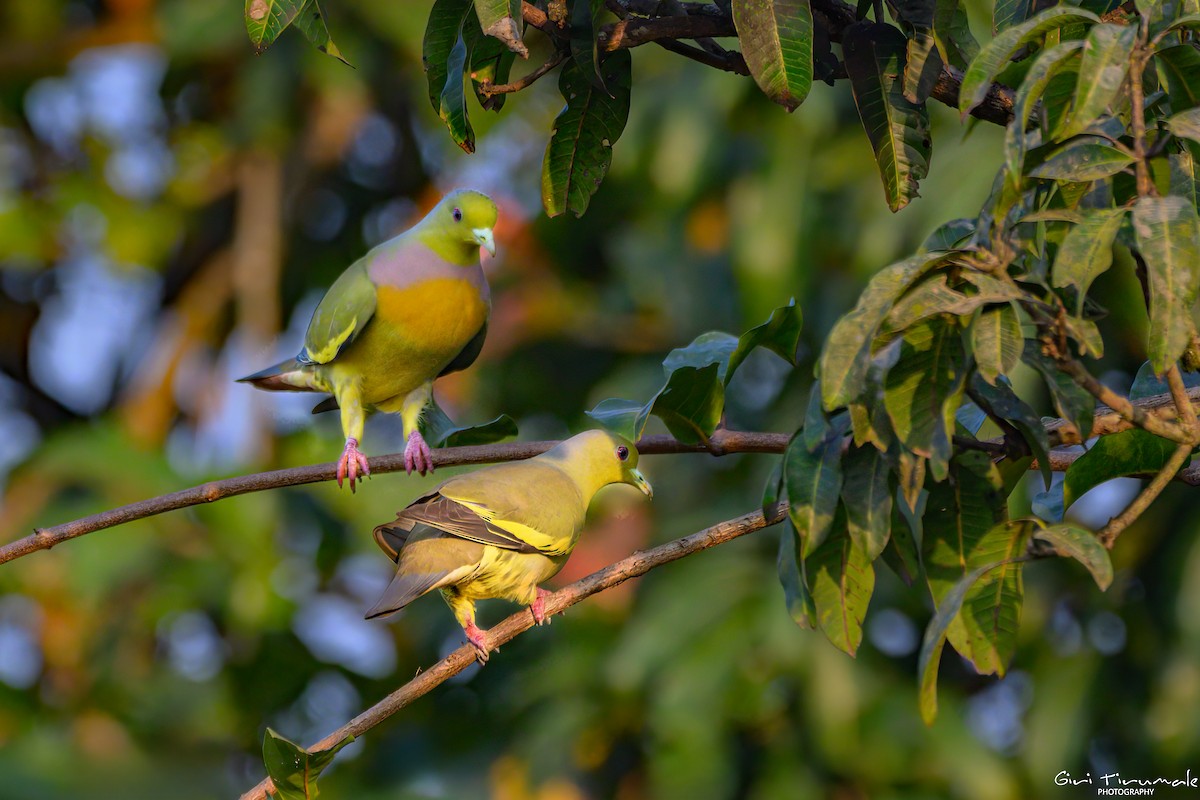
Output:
237,503,788,800
0,431,788,566
479,50,567,97
1050,356,1193,444
1098,443,1192,548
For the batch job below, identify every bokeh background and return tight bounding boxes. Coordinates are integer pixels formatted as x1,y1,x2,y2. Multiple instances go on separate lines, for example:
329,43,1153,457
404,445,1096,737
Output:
0,1,1197,798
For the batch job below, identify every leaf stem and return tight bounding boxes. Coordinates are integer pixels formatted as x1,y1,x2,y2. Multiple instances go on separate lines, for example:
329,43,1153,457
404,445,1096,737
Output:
1098,442,1192,548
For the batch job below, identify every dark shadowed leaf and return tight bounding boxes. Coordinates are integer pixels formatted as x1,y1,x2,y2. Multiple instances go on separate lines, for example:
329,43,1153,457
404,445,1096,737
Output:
1129,361,1200,399
934,0,979,70
972,303,1023,386
885,497,922,585
1132,195,1200,374
476,0,528,57
1035,523,1113,590
732,0,815,110
763,457,785,514
844,22,932,212
1157,45,1200,111
808,513,876,656
569,0,608,91
959,6,1100,117
1063,429,1185,507
1029,141,1137,181
651,364,726,444
883,316,967,480
920,218,975,252
542,50,632,217
1005,42,1084,182
467,17,517,111
726,299,804,382
778,521,818,628
1023,343,1096,442
992,0,1031,32
1051,208,1126,314
786,433,844,556
842,445,893,559
1057,23,1136,139
424,0,478,152
804,381,832,451
893,0,941,102
421,400,518,447
263,728,354,800
820,252,949,409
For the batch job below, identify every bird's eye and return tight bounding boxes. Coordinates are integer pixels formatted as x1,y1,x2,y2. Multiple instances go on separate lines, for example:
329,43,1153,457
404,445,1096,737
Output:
616,446,629,461
452,207,463,222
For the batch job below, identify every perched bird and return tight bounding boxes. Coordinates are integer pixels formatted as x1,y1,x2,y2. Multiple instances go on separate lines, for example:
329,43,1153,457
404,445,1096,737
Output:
365,430,653,660
238,190,497,489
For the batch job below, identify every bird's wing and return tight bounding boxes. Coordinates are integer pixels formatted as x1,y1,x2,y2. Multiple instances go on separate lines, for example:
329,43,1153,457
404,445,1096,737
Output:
393,492,544,555
437,320,488,378
302,259,378,364
436,463,586,557
364,526,485,619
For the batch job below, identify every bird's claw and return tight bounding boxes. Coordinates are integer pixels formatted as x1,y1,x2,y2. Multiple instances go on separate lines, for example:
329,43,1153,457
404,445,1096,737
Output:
530,588,551,626
336,438,371,492
404,431,435,476
464,621,490,663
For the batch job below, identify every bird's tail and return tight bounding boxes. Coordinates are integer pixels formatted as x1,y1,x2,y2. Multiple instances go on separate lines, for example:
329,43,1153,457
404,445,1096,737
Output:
236,358,314,392
364,570,443,619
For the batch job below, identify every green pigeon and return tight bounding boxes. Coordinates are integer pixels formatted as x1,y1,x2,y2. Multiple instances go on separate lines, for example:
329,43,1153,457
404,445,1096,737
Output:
365,430,653,660
239,190,497,489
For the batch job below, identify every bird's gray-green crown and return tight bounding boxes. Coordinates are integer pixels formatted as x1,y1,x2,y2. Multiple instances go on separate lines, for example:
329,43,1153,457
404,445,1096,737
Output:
543,429,653,500
417,189,498,262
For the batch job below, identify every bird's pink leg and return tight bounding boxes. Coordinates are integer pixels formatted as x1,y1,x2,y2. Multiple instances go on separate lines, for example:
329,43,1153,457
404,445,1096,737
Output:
404,430,435,475
530,588,552,626
464,620,490,663
336,437,371,492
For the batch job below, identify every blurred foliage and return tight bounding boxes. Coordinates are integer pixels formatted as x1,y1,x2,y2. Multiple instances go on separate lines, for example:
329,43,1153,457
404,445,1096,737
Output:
0,0,1199,799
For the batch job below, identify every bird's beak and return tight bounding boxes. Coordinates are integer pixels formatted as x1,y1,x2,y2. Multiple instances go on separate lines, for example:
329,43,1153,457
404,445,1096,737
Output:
473,227,496,256
630,468,653,499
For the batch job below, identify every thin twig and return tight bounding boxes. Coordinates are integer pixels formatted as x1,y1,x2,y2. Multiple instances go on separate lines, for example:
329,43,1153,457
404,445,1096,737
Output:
1098,443,1192,548
1053,357,1193,444
478,50,567,96
0,431,789,566
1166,364,1200,438
653,38,749,75
237,503,788,800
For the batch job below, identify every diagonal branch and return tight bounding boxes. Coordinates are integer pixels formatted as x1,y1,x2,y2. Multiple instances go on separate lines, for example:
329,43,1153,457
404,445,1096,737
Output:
1098,443,1192,548
237,503,788,800
0,431,789,566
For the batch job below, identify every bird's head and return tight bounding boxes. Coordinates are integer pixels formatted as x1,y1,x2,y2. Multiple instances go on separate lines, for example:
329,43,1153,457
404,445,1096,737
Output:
428,189,498,259
550,429,653,499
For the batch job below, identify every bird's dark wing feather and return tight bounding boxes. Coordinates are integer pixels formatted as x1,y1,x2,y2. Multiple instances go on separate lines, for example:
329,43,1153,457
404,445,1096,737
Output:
437,321,488,378
394,492,541,555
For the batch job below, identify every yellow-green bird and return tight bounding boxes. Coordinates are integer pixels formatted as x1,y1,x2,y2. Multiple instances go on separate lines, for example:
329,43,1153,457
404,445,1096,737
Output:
365,430,653,660
238,190,497,489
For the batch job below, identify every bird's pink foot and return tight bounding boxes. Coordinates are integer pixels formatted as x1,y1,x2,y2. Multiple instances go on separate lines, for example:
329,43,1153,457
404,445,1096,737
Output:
530,588,552,626
404,431,435,475
464,621,490,663
336,437,370,492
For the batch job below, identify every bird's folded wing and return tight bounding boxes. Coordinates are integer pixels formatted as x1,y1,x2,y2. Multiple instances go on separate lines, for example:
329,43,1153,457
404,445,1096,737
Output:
398,493,543,555
302,259,378,364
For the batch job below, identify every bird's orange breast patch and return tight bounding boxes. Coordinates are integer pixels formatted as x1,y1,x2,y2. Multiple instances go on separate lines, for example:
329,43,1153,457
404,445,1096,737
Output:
375,278,488,342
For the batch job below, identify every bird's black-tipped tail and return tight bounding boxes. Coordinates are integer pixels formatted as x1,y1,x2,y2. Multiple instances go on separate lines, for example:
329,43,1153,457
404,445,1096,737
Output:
236,357,308,392
364,571,442,620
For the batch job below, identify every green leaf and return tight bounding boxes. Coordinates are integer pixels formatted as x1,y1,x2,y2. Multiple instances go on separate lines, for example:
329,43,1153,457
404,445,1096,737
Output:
970,375,1054,487
542,50,632,217
1034,523,1113,590
569,0,608,92
844,22,932,212
1063,428,1186,507
1129,360,1200,399
933,0,979,70
918,560,1007,724
807,514,876,656
245,0,306,53
884,497,922,585
475,0,528,57
920,218,975,252
651,364,726,444
1029,141,1137,181
726,299,804,383
1132,195,1200,374
763,457,785,515
777,521,817,628
896,448,927,512
785,433,845,556
1063,316,1104,358
424,0,479,153
893,0,941,103
992,0,1031,33
663,331,739,377
820,252,950,409
1005,41,1085,182
841,445,893,559
1022,342,1097,442
959,6,1101,118
804,381,832,451
420,401,518,448
883,316,967,481
1051,208,1126,314
1155,45,1200,111
467,16,517,111
263,728,354,800
884,273,1020,333
1168,108,1200,145
951,520,1028,675
972,303,1023,386
585,398,644,442
1057,23,1136,139
292,0,350,65
732,0,815,110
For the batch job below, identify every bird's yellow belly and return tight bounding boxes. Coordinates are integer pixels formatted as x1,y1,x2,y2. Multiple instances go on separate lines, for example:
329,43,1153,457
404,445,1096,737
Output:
455,549,567,606
332,278,488,404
